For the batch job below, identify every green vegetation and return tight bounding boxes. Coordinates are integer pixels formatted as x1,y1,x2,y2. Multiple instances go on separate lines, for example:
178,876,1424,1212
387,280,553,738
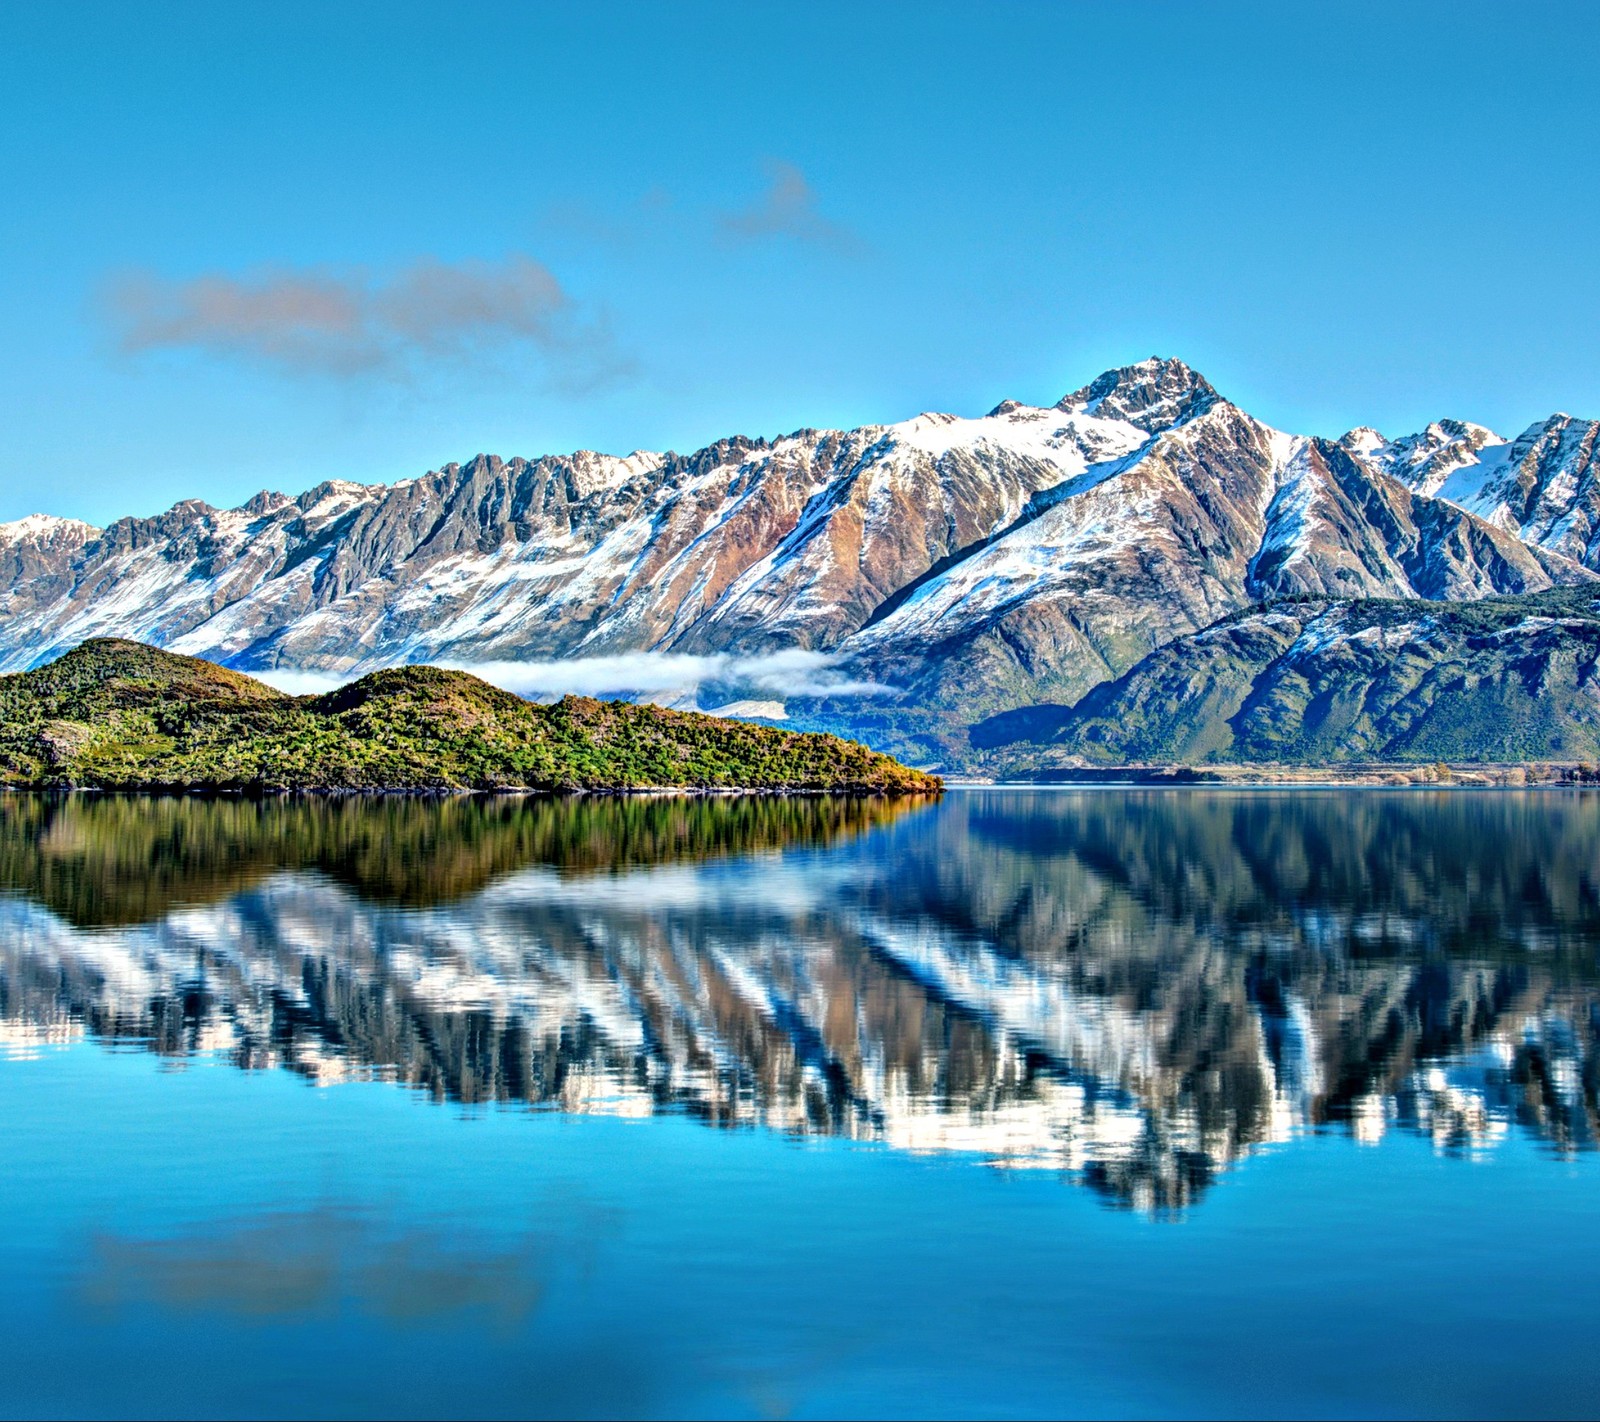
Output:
0,640,941,794
970,586,1600,769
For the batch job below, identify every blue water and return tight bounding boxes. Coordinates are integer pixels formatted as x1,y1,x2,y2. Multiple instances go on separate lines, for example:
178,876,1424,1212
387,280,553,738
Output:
1,790,1597,1418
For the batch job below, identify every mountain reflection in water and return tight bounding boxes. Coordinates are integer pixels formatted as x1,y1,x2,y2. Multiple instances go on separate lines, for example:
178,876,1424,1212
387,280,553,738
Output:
1,789,1597,1212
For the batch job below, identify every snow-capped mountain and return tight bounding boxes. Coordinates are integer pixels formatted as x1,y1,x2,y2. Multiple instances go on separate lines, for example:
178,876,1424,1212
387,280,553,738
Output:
1339,418,1506,496
1399,416,1597,569
3,357,1596,761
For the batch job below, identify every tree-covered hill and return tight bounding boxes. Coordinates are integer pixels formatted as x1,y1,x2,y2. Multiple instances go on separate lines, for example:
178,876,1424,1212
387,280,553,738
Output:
0,640,941,794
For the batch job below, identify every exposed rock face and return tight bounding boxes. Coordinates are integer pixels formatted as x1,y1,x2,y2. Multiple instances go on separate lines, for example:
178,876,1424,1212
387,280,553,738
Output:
1249,438,1564,602
1056,354,1221,430
2,356,1597,763
0,515,99,637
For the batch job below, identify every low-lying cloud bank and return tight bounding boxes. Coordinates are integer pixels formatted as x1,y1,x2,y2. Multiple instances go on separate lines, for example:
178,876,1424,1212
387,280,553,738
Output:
251,649,887,703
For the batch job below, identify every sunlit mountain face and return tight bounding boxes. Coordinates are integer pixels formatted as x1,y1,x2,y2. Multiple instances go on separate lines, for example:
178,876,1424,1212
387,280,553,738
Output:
1,790,1596,1213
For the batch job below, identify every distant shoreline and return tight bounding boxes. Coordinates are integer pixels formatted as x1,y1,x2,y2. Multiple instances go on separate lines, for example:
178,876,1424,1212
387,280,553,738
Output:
947,763,1600,789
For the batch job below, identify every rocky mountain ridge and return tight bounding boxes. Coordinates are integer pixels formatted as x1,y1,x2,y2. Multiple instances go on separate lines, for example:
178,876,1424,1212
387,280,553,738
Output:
5,357,1598,766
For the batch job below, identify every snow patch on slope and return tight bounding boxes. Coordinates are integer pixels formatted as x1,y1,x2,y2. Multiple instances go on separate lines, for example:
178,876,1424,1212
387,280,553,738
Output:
888,402,1148,465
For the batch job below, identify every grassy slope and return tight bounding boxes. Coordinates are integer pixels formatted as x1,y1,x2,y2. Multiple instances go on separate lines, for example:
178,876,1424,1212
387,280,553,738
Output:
0,640,941,794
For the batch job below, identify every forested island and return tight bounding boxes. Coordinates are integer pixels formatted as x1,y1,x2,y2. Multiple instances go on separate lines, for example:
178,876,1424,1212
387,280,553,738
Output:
0,640,941,794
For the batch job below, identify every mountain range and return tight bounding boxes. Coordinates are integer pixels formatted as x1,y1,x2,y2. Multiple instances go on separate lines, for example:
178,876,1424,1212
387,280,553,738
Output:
5,357,1598,769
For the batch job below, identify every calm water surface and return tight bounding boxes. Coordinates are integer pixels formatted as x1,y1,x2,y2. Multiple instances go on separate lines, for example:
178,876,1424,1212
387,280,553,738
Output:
2,789,1598,1419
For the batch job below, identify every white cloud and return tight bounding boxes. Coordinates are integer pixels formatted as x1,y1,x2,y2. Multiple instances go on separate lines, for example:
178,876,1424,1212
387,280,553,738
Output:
251,650,888,703
251,669,348,696
445,648,887,700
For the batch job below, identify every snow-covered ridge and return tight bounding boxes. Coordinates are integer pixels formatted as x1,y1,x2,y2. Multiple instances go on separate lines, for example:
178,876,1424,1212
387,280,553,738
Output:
0,513,101,544
1343,412,1600,570
1342,418,1506,498
886,399,1148,463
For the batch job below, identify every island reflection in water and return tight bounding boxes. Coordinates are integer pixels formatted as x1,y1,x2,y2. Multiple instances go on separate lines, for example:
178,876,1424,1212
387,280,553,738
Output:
1,789,1596,1212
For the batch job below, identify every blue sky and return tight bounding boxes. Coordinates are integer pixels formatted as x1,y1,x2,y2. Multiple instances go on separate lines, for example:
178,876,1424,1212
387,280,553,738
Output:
3,0,1598,526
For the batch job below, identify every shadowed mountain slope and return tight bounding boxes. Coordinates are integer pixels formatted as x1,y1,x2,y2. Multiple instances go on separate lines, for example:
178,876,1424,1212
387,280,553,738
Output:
973,586,1600,766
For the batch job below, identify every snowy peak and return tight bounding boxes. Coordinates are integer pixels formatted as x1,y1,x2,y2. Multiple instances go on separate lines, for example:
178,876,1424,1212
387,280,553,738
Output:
1338,427,1386,457
1505,411,1596,464
1345,418,1506,498
0,513,101,546
2,356,1599,760
1248,434,1557,605
1337,412,1600,571
1482,413,1600,563
1057,357,1219,433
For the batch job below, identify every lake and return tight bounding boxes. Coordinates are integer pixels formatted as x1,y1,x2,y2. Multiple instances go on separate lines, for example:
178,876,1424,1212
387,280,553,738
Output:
2,788,1598,1419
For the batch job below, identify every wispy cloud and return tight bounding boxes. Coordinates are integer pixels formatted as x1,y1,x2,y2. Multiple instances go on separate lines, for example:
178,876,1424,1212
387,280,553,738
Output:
101,255,633,389
252,649,888,702
717,160,865,255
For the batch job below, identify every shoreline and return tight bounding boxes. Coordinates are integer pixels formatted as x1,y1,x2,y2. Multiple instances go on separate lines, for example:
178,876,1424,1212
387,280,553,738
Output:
10,769,1599,796
0,783,941,799
946,762,1600,789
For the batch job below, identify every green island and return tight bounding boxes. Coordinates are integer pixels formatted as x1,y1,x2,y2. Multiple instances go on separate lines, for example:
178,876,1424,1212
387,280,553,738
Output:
0,639,941,795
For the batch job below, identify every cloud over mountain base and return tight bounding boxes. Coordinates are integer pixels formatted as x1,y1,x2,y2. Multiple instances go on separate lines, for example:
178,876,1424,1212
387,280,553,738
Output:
253,649,887,705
